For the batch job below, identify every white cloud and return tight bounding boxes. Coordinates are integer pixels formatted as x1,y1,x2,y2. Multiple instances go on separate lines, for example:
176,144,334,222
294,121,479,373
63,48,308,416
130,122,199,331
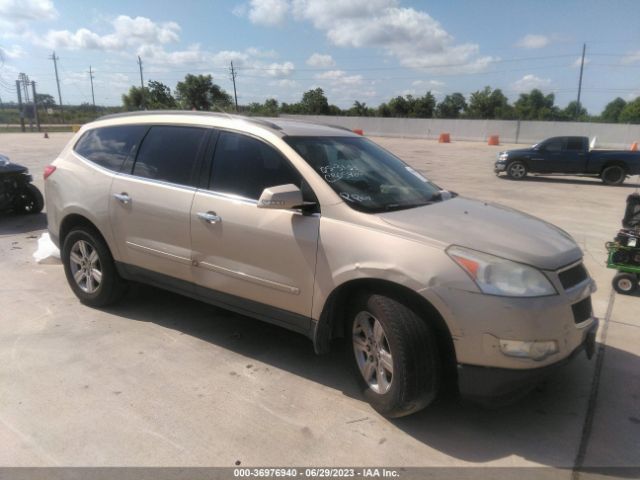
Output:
0,0,57,21
511,74,552,93
0,44,25,59
263,61,295,77
243,0,290,26
516,34,551,49
290,0,494,72
316,69,363,86
571,56,590,68
621,50,640,65
37,15,181,51
306,53,335,67
411,79,445,88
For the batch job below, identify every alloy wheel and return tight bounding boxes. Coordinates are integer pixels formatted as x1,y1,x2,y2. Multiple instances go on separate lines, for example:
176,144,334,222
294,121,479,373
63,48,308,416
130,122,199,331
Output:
352,311,394,394
69,240,102,294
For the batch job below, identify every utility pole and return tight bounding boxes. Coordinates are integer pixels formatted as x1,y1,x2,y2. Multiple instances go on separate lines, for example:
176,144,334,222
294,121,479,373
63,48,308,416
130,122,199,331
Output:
230,61,238,112
137,56,145,109
16,80,25,132
31,81,41,132
575,43,586,120
49,51,64,123
88,65,96,111
19,73,33,131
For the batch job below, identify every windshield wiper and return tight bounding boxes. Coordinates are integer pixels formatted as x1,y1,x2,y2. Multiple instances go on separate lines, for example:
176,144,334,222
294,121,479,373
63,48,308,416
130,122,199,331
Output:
381,201,433,212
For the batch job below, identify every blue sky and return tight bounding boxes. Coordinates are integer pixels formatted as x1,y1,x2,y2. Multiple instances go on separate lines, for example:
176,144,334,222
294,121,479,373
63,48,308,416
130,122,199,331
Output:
1,0,639,113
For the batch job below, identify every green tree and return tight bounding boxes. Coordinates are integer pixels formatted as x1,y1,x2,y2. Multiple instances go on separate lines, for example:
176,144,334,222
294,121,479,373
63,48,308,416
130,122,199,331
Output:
561,101,588,121
299,88,329,114
121,85,148,110
619,97,640,124
436,93,467,118
349,100,370,116
601,97,627,123
247,98,279,116
35,93,56,108
147,80,176,109
409,92,436,118
467,87,513,119
513,89,559,120
387,96,411,117
175,74,233,111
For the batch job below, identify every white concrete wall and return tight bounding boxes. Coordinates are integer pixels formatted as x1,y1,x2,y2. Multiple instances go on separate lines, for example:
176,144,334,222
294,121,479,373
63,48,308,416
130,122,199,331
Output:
283,115,640,149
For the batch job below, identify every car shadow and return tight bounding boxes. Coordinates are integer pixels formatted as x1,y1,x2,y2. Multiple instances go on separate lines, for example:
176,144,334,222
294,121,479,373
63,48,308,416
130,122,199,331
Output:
105,283,640,471
0,212,47,235
501,175,640,188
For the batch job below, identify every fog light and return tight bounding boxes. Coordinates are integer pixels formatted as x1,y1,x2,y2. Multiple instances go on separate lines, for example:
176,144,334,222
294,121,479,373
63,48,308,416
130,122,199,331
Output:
499,339,559,361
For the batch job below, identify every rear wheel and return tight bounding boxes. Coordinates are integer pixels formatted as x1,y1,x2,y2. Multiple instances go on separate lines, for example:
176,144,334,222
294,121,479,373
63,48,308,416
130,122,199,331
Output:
61,227,127,307
348,292,440,418
601,165,626,185
506,161,527,180
612,272,638,295
16,183,44,214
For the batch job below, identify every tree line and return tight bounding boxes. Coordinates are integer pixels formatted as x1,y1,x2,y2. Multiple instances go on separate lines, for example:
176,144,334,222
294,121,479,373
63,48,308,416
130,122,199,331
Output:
121,74,640,124
2,73,639,124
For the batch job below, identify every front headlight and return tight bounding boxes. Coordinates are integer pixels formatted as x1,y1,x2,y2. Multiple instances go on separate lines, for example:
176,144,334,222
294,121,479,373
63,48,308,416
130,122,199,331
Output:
498,152,508,161
447,246,557,297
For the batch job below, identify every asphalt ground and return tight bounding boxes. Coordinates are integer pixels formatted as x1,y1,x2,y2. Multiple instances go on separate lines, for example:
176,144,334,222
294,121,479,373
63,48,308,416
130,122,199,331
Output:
0,132,638,475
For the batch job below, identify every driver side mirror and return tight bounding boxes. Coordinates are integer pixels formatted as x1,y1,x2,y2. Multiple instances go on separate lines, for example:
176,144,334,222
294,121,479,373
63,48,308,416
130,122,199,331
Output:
258,184,304,210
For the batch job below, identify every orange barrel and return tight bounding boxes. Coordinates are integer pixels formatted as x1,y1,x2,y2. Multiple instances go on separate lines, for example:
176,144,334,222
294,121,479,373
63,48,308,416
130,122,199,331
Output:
438,133,450,143
631,142,638,151
488,135,500,146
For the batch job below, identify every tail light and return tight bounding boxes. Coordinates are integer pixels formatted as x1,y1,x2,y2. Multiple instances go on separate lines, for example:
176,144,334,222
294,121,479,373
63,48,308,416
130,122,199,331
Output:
43,165,56,180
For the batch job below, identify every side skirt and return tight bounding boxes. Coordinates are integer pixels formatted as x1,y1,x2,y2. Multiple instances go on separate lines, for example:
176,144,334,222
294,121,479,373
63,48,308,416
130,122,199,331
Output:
116,262,313,338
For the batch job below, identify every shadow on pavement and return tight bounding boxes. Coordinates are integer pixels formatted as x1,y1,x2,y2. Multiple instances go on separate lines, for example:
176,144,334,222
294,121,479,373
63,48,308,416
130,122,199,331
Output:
0,212,47,235
106,283,640,472
502,175,640,188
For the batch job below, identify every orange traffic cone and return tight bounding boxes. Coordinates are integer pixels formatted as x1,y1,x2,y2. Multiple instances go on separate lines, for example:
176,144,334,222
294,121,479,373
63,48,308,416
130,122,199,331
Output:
488,135,500,146
438,133,450,143
631,142,638,151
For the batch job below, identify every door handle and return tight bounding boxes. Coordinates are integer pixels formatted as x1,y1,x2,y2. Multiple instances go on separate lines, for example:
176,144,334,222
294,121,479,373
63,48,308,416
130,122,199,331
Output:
113,193,131,204
197,211,222,224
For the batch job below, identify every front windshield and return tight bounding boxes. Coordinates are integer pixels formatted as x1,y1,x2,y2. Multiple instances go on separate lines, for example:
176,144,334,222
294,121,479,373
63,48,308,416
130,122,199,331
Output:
284,136,443,213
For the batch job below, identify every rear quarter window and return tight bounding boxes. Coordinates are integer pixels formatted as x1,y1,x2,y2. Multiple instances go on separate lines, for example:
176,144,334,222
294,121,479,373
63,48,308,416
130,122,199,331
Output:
74,125,148,172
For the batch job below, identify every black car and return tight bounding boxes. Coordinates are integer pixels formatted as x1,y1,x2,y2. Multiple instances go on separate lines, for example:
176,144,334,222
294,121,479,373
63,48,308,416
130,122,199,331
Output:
495,136,640,185
0,154,44,214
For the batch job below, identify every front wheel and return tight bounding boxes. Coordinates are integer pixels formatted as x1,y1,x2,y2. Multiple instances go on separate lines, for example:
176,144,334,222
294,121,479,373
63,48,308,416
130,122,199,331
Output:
348,292,440,418
506,161,528,180
16,183,44,214
601,165,626,185
61,227,127,307
612,272,638,295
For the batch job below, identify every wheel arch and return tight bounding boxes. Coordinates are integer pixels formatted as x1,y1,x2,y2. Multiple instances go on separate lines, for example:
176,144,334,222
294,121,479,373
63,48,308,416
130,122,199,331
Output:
600,160,628,174
59,213,111,252
313,278,458,385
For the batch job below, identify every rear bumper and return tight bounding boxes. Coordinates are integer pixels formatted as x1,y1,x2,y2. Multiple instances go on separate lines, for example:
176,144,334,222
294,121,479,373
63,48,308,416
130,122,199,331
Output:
457,318,598,404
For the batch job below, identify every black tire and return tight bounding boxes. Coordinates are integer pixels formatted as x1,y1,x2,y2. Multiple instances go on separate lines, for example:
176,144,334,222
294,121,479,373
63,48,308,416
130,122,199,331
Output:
506,160,528,180
61,227,127,307
601,165,626,185
17,183,44,214
347,291,440,418
612,272,638,295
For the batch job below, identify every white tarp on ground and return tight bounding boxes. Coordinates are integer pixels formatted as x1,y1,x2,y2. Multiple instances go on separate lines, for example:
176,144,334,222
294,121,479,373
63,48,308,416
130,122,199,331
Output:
33,232,61,264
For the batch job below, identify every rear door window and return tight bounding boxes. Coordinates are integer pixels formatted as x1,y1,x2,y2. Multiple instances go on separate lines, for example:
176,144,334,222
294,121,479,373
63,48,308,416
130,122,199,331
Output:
566,137,584,151
74,125,147,171
132,126,209,187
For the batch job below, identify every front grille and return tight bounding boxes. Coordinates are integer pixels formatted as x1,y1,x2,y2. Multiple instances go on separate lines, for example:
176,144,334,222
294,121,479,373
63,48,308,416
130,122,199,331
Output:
572,297,593,324
559,263,588,290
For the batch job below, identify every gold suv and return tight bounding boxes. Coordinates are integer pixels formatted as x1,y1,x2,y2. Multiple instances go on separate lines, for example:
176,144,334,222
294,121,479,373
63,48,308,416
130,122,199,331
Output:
45,112,598,417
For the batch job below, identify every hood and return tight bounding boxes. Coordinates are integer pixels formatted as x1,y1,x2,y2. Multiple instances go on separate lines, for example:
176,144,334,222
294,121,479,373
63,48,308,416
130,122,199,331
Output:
502,148,534,157
379,197,581,270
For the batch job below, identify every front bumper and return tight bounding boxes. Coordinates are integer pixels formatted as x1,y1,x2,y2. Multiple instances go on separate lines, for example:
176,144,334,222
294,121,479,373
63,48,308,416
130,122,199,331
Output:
494,161,506,172
457,318,598,404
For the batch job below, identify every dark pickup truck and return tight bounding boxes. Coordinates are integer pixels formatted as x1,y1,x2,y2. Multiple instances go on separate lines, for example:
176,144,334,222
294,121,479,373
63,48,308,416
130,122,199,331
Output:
494,136,640,185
